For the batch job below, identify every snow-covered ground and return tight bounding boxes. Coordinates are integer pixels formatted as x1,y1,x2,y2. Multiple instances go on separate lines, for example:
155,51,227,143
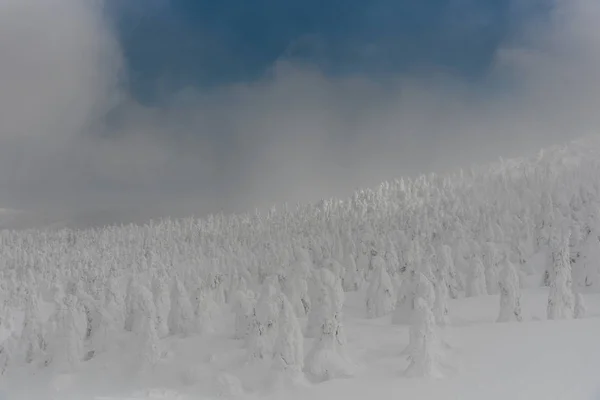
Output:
4,288,600,400
3,136,600,400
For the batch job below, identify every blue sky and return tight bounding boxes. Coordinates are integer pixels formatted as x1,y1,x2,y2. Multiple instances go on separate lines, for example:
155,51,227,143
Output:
109,0,548,104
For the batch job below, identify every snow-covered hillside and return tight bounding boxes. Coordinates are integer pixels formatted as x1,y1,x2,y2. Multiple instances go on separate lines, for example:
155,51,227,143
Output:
2,135,600,399
0,205,192,231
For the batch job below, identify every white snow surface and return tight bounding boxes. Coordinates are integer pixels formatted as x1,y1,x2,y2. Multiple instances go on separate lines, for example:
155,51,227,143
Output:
3,289,600,400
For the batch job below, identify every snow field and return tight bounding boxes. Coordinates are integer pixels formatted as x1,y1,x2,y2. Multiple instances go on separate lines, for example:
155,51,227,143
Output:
4,289,599,400
2,136,600,399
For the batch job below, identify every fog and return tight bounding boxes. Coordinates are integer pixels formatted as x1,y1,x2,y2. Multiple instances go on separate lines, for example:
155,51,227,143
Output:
1,0,600,228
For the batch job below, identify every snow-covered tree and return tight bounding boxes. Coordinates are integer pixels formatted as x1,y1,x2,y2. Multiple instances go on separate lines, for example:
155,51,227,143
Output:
205,264,227,306
547,232,575,320
124,276,138,332
432,270,450,326
322,257,345,281
574,291,586,319
392,267,419,325
303,313,353,382
272,294,304,381
304,268,353,382
402,272,436,357
232,289,256,340
0,326,18,375
321,267,345,319
104,274,126,330
466,258,487,297
497,258,522,323
367,251,386,283
19,289,47,366
422,247,449,326
414,272,436,308
365,261,395,318
436,244,461,298
384,239,400,278
572,227,600,290
168,277,195,336
342,240,361,292
89,307,120,355
404,297,442,378
483,243,500,295
70,280,99,342
283,248,312,316
137,308,161,372
126,282,159,338
305,272,332,338
151,274,171,338
49,294,86,373
135,287,162,372
190,280,216,335
247,278,280,360
356,242,370,283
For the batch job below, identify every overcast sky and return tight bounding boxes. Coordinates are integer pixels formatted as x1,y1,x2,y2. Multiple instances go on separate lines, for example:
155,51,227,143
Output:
1,0,600,225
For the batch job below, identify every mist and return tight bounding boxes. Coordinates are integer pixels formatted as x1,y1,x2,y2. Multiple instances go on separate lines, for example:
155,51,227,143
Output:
1,0,600,228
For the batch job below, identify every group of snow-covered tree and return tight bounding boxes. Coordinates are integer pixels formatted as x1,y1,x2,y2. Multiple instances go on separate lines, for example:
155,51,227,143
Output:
0,137,599,379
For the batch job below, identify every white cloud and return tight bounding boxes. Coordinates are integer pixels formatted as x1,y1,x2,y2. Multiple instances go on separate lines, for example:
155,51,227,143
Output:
1,0,600,227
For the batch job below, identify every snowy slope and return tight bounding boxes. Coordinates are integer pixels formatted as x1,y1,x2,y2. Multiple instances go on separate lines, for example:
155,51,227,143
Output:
2,135,600,400
5,289,600,400
0,206,189,231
